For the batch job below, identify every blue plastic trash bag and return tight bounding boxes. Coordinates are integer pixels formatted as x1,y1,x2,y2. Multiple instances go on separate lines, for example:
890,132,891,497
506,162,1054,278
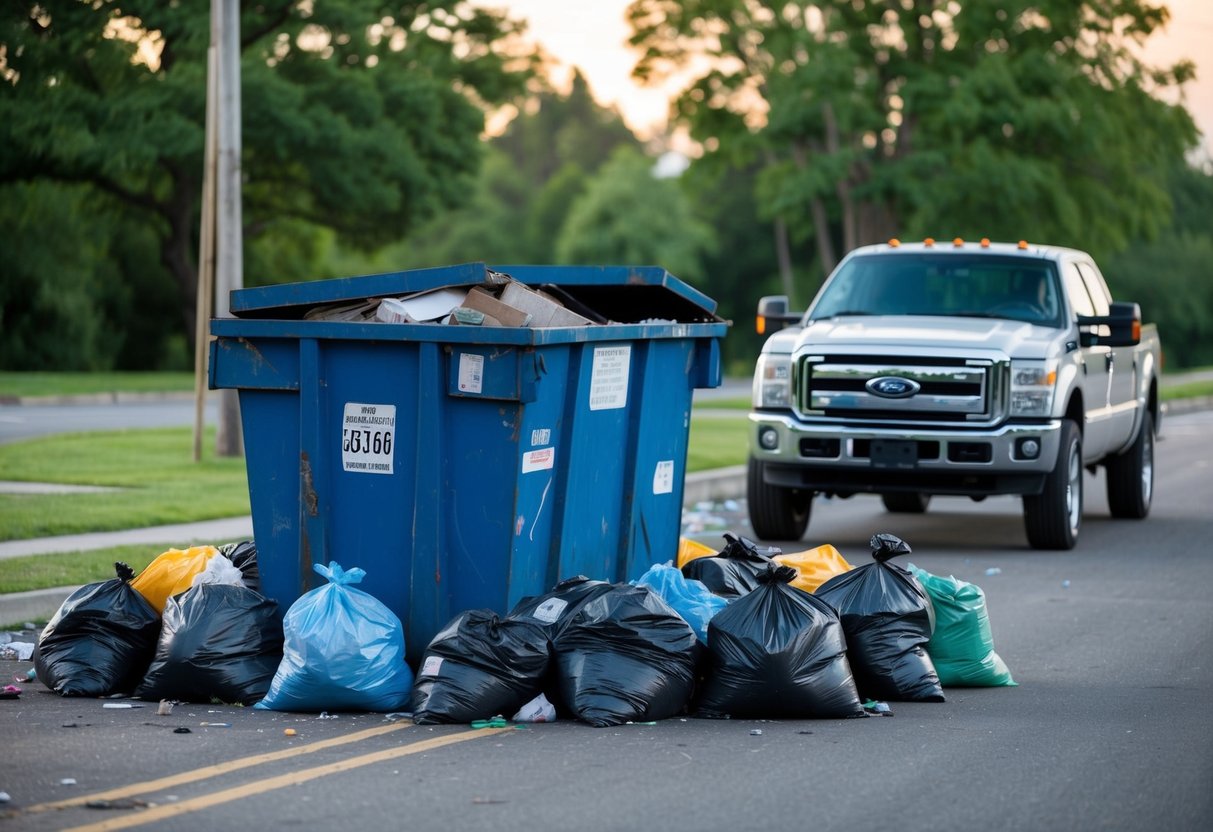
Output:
633,563,727,643
256,562,413,712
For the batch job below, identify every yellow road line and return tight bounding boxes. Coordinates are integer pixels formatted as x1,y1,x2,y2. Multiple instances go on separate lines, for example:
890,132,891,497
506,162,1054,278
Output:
61,727,511,832
24,722,413,813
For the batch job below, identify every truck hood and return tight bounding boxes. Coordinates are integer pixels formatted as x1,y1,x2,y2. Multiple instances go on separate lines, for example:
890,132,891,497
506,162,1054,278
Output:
792,315,1059,359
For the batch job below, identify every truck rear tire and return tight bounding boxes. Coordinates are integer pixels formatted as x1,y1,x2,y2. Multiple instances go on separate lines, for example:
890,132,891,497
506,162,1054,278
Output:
1024,419,1082,550
882,493,931,513
746,456,811,542
1105,411,1154,519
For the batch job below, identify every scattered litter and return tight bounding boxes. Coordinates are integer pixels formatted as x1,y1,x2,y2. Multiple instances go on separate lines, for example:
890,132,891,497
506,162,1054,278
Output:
383,713,412,723
470,716,508,729
316,712,338,720
15,668,36,683
86,798,149,810
61,723,78,728
750,729,763,735
60,778,77,786
984,567,1002,576
471,797,508,805
199,722,230,727
0,641,34,661
157,700,175,716
0,791,10,803
863,700,894,716
1,684,20,699
173,727,191,734
102,703,144,709
1062,580,1071,589
284,728,297,736
511,694,555,724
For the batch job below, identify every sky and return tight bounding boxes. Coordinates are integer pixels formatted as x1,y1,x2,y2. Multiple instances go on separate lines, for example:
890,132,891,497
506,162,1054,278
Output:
491,0,1213,158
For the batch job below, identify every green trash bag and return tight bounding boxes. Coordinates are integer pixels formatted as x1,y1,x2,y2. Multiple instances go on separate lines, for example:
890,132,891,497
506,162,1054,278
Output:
908,565,1016,687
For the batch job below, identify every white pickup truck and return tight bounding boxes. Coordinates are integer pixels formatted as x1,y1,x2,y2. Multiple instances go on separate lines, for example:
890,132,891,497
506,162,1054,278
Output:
748,239,1162,550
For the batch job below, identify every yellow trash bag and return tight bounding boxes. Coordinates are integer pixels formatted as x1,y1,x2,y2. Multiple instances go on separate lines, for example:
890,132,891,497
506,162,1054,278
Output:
130,545,219,614
676,537,718,569
774,544,853,594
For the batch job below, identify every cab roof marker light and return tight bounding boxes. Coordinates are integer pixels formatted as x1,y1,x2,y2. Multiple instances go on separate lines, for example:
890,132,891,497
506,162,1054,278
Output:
923,237,935,247
1018,240,1029,249
953,237,964,247
980,238,991,247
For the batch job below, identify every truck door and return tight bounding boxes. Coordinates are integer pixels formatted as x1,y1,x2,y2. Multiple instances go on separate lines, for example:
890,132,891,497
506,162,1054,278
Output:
1077,261,1137,451
1062,261,1110,460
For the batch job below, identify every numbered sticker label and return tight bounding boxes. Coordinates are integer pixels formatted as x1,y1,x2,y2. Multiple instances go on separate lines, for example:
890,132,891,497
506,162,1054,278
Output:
342,403,396,475
653,460,674,495
458,353,484,394
589,345,631,411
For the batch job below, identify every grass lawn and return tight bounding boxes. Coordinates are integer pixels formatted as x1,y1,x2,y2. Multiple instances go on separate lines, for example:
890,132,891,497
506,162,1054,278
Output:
0,543,240,595
0,427,250,540
0,372,194,398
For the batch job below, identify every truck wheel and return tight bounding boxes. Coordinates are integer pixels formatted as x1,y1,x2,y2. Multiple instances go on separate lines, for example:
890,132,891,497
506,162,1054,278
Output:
882,493,931,513
1105,411,1154,519
1023,419,1082,550
746,456,811,542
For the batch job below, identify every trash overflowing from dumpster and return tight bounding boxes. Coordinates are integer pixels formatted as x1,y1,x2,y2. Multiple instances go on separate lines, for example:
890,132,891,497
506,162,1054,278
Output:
7,266,1015,732
14,530,1016,729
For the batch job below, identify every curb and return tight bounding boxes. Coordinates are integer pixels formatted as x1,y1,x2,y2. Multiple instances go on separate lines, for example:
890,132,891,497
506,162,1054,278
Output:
0,391,197,406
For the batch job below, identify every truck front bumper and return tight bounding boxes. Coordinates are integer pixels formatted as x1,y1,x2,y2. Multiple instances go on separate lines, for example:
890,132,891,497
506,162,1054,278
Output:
748,413,1064,497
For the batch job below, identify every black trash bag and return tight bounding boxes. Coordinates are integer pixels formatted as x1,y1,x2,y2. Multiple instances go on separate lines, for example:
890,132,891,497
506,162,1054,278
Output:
410,609,551,724
218,540,261,593
696,564,865,719
507,576,616,640
553,584,699,727
815,533,945,702
681,533,781,600
134,583,283,706
34,562,161,697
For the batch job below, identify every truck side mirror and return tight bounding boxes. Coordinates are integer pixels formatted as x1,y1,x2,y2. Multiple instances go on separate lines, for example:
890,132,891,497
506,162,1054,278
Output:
1077,301,1141,348
756,295,803,334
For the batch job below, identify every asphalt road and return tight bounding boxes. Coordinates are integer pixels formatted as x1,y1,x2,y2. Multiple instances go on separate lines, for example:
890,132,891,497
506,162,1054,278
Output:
1,409,1210,831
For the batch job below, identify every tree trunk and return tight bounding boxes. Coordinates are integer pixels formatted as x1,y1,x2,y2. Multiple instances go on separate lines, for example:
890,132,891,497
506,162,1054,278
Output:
809,196,837,276
161,184,200,351
773,217,795,301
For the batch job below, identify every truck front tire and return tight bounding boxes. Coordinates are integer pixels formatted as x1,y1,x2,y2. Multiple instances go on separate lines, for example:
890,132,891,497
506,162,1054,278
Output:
1024,419,1082,550
746,457,811,542
1106,411,1154,519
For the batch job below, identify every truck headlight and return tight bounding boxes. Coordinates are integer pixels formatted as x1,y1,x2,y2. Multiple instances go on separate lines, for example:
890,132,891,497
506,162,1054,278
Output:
753,354,793,408
1010,360,1057,417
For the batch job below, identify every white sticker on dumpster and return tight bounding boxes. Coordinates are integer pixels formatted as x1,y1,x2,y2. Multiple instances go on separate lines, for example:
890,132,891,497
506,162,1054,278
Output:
458,353,484,394
589,345,631,411
653,460,675,494
522,447,555,473
342,403,396,475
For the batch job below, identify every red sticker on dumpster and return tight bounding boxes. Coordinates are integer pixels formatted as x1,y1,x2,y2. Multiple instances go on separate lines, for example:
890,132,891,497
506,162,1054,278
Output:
522,447,555,473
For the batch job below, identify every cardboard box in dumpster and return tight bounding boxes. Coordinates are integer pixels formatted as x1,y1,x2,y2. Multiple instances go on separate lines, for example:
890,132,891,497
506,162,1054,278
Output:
375,287,469,323
452,286,535,327
499,281,593,327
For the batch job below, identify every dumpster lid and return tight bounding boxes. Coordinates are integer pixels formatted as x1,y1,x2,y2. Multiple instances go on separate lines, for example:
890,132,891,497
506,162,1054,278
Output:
229,263,720,322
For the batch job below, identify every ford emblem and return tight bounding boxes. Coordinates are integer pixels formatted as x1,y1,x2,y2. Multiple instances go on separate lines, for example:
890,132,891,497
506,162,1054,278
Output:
866,376,921,398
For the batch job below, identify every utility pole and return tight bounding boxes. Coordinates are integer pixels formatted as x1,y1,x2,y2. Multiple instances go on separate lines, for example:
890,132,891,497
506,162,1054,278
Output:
210,0,243,457
192,43,218,462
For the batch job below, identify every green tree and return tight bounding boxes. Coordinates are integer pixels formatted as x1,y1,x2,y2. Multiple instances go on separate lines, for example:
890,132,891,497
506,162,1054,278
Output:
1103,163,1213,368
628,0,1198,276
555,146,715,280
0,1,531,366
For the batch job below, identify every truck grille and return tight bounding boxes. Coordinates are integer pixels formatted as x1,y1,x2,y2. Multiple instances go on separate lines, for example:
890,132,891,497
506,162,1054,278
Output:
795,354,1007,426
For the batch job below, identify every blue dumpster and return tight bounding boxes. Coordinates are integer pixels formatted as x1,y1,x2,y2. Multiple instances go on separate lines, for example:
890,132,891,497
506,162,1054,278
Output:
209,263,727,658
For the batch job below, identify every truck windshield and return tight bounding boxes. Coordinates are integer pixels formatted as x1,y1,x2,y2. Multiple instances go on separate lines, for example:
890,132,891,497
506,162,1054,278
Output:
809,253,1064,327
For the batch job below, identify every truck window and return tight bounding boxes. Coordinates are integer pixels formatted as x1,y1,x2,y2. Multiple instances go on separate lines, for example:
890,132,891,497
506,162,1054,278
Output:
1075,262,1111,316
810,253,1064,326
1062,262,1096,317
